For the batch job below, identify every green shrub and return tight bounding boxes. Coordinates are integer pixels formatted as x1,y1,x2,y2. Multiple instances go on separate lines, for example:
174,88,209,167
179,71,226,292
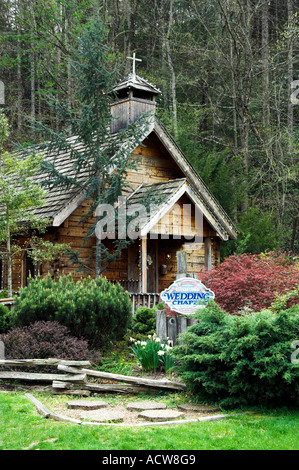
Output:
173,302,299,408
131,307,156,339
0,289,9,299
13,274,132,348
0,304,15,334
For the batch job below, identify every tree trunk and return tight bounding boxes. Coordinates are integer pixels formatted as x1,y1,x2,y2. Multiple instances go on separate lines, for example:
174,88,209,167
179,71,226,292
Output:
6,224,12,297
262,0,270,129
165,0,178,139
287,0,293,151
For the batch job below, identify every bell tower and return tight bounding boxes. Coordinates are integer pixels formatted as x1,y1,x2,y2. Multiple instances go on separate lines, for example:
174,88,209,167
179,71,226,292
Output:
110,53,161,134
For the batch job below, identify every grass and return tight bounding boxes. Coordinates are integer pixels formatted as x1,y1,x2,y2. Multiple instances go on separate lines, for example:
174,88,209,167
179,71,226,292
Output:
1,391,298,450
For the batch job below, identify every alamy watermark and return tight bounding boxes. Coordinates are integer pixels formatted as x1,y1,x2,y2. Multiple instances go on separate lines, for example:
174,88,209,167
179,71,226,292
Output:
0,340,4,360
291,340,299,365
290,80,299,105
95,197,204,242
0,80,4,105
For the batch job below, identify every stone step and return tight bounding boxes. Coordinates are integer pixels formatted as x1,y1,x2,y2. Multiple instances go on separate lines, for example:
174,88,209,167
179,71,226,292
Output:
177,404,220,413
127,401,167,411
138,409,185,422
80,410,124,423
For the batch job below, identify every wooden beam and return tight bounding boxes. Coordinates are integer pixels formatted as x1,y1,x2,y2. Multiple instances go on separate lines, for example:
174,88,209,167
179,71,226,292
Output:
141,237,147,293
57,364,186,391
0,371,87,383
205,237,212,271
0,359,91,367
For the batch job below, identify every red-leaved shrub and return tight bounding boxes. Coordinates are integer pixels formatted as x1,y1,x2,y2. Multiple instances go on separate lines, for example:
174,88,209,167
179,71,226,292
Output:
199,252,299,313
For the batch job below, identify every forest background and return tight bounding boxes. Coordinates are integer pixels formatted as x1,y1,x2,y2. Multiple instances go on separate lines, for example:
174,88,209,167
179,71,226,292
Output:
0,0,298,258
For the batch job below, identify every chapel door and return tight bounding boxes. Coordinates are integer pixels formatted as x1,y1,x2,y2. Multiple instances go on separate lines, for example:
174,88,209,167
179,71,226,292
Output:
147,239,158,293
127,241,140,293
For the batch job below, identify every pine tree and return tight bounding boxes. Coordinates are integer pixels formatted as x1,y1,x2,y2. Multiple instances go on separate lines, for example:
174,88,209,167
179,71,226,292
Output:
34,18,150,276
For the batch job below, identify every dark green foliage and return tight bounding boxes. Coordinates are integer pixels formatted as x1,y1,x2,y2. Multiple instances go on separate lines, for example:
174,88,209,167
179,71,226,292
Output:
173,302,299,408
0,304,15,334
13,274,132,349
0,289,9,299
131,307,156,339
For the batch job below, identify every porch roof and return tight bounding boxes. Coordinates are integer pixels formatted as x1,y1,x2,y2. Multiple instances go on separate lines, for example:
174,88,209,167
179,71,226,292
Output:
125,178,229,240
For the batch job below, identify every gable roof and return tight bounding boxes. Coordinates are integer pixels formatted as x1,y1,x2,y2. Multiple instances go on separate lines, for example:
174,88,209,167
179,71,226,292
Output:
28,116,237,240
125,178,231,240
112,73,161,97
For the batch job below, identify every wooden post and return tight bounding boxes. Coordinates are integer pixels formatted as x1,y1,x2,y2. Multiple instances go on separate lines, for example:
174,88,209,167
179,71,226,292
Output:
141,237,147,292
177,316,187,345
205,237,212,271
156,310,167,342
176,251,187,275
167,317,177,346
0,340,4,360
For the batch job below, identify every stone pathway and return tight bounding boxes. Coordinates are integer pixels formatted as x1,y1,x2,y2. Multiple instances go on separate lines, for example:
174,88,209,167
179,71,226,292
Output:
26,393,239,427
59,399,221,425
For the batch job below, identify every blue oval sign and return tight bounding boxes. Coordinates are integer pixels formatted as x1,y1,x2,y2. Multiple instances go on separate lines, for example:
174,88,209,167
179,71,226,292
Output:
161,278,215,315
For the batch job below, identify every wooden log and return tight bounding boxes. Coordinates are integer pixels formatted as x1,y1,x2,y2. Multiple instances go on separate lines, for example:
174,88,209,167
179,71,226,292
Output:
25,393,52,418
0,371,87,383
47,412,82,424
52,390,91,397
52,380,151,394
0,359,91,368
57,365,186,391
25,393,82,424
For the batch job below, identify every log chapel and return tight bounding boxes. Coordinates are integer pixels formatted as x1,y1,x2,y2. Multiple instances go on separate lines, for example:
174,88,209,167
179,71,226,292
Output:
0,60,237,307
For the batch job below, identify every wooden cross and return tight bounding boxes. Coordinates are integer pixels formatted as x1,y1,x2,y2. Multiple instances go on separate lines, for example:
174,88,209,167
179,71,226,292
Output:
127,52,142,75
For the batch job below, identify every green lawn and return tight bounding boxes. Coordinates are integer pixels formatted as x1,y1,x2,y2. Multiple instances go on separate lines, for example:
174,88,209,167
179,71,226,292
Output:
0,392,298,450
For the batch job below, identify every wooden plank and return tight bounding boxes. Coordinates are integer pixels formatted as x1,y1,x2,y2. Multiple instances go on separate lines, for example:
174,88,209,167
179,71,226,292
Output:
141,237,147,293
52,381,150,394
0,371,87,383
25,393,52,418
25,393,82,423
205,237,212,271
0,359,91,367
57,364,186,391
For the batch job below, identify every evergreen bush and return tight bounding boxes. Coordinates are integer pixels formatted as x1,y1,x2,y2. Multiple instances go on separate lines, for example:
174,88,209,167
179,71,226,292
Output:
173,302,299,408
131,306,156,339
13,274,132,348
0,289,9,299
0,304,15,334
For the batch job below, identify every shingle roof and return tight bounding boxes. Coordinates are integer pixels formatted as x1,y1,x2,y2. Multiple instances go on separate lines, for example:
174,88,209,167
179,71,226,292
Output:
7,115,237,240
125,178,187,233
112,73,161,96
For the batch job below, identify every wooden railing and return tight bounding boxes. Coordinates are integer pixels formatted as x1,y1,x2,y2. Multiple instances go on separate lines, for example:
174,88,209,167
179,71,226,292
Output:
0,298,14,311
129,293,161,316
